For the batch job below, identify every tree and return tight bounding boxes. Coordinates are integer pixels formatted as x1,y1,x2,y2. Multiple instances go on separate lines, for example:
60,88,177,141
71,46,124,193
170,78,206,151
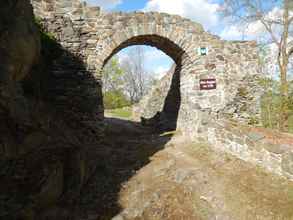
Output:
120,47,156,103
221,0,293,131
102,57,130,109
102,57,124,93
103,90,130,109
102,48,156,106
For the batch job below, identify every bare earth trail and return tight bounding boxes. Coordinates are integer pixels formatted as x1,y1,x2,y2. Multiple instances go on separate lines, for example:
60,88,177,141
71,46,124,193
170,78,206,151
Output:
73,118,293,220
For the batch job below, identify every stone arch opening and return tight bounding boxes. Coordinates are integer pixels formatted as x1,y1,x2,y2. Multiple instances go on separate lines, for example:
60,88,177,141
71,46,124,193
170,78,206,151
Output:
102,35,185,68
101,34,186,131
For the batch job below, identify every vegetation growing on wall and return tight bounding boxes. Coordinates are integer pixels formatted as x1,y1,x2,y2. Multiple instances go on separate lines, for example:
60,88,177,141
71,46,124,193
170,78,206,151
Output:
260,78,293,133
23,17,62,98
34,17,61,64
221,0,293,132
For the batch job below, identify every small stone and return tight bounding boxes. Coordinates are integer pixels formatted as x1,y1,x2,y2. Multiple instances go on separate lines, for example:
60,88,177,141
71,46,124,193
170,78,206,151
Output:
216,55,225,61
174,169,192,183
247,132,265,142
282,151,293,175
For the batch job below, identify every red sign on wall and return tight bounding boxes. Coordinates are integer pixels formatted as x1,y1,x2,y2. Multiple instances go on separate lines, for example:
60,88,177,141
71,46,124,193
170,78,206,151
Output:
200,78,217,90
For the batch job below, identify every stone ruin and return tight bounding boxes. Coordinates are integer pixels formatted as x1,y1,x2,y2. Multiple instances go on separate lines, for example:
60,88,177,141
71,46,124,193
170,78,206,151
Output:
1,1,293,219
31,0,293,184
31,0,262,137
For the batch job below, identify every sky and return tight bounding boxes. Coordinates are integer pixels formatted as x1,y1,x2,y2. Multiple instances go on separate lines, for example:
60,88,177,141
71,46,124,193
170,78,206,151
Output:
85,0,283,79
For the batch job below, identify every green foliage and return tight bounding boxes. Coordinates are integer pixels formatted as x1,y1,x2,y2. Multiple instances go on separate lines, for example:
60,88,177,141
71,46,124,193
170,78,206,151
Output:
23,17,62,98
260,79,293,133
102,58,133,109
105,58,124,79
238,87,249,97
103,90,130,109
102,58,125,92
248,116,259,126
289,115,293,133
34,16,61,63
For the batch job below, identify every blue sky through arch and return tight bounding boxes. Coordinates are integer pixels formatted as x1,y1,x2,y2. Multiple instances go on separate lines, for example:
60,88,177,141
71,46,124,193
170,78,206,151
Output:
117,45,174,80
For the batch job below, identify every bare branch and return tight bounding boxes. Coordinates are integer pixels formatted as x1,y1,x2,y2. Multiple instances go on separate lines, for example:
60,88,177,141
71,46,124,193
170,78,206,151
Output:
259,17,281,47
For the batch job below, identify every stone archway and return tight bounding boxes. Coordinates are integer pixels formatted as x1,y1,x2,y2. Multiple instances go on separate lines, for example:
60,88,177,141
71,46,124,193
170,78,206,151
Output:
31,0,261,137
90,12,205,131
101,35,185,69
100,34,186,130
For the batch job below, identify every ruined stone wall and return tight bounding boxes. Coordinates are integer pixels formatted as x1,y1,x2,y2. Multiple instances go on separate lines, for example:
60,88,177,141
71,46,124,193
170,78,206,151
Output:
0,0,40,158
133,66,174,120
31,0,261,135
32,0,104,121
195,119,293,181
133,65,178,118
0,1,104,218
134,44,261,132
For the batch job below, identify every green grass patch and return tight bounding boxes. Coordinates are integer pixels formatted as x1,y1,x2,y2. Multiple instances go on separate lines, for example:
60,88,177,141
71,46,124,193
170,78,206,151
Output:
106,107,132,119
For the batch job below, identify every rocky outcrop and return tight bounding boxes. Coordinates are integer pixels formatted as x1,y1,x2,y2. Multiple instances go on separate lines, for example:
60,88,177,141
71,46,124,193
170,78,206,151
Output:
133,64,180,130
133,65,176,121
0,0,40,158
0,1,102,219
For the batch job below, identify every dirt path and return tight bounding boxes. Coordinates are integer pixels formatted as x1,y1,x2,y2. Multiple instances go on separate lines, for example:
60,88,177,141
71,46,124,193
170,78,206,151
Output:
73,118,293,220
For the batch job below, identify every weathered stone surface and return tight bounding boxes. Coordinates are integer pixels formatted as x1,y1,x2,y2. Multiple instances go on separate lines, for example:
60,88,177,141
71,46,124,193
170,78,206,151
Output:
282,151,293,175
0,0,40,82
4,1,290,218
133,65,177,121
0,1,103,219
30,0,262,135
247,132,265,142
194,119,293,181
0,0,40,159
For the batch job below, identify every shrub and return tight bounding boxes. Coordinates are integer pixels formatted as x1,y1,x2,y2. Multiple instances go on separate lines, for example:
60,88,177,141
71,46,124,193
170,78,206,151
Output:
103,90,130,109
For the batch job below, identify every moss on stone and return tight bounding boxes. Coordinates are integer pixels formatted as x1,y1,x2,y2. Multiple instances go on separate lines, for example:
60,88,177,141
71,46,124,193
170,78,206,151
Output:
238,87,249,97
34,17,62,64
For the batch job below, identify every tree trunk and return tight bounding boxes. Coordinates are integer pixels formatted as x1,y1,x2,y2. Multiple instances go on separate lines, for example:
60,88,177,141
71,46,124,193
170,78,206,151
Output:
279,0,290,132
279,65,289,132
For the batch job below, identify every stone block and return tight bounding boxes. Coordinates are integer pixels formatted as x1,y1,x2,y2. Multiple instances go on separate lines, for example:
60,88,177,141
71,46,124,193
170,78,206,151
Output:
33,162,64,208
282,151,293,175
247,132,265,142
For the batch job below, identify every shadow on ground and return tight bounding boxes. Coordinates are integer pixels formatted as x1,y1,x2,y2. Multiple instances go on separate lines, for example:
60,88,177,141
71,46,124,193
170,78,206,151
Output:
73,117,174,219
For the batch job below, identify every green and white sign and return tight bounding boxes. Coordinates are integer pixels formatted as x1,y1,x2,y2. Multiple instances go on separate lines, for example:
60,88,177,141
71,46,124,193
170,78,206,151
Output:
198,47,208,56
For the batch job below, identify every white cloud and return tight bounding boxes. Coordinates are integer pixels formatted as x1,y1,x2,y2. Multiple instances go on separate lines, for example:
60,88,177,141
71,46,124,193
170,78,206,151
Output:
220,25,244,40
154,66,170,79
220,7,284,41
143,0,220,30
116,46,174,76
220,22,265,40
85,0,122,9
115,47,174,80
145,49,167,61
117,52,129,64
144,48,174,65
